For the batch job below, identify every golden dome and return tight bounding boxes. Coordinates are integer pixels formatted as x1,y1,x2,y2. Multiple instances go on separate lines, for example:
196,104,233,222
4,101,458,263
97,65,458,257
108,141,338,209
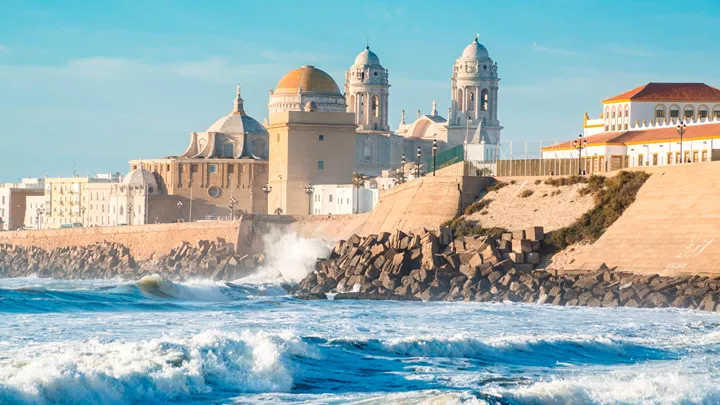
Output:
275,65,341,94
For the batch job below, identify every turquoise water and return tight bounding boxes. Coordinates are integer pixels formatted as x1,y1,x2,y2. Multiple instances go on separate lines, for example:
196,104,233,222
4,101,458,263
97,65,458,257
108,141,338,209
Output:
2,275,720,405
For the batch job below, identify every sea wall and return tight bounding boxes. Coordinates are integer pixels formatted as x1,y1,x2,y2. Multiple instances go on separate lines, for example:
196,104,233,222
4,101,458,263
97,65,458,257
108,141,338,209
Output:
0,221,246,261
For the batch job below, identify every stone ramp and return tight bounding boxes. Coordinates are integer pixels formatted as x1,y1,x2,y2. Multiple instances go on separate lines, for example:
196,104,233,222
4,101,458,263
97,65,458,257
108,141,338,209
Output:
567,161,720,276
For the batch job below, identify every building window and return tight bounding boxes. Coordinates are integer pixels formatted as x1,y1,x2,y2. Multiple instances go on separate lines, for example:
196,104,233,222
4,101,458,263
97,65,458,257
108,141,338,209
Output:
699,106,709,118
222,143,234,157
318,160,325,173
481,89,489,111
684,106,694,119
208,186,220,198
655,106,665,118
190,164,198,173
319,135,325,141
670,106,680,118
209,164,218,174
329,195,333,202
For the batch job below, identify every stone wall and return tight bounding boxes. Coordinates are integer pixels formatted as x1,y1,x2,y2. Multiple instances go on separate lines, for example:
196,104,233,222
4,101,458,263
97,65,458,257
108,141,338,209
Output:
0,220,246,261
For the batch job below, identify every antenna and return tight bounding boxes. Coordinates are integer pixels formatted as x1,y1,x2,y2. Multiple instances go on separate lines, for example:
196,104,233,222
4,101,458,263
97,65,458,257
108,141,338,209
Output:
366,36,369,49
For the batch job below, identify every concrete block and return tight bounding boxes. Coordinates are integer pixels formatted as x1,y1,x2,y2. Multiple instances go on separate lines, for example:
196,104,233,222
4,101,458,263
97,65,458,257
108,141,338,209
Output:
439,226,453,246
525,226,544,241
531,241,541,252
497,240,511,253
511,239,532,254
501,232,513,241
508,252,524,264
525,252,540,264
512,230,526,240
515,263,534,273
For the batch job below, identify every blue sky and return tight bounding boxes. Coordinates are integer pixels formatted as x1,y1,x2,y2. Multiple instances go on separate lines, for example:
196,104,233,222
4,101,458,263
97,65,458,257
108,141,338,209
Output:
1,0,719,181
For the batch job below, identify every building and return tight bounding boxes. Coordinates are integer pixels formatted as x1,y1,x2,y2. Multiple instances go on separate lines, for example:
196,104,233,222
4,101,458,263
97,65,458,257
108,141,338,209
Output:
542,83,720,171
310,184,376,215
44,174,120,228
344,47,404,177
267,65,357,215
0,178,45,230
23,195,45,229
131,85,270,220
396,37,502,163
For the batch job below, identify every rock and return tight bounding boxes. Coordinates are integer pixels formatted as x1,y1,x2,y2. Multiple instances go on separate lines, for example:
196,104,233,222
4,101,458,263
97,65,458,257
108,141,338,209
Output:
511,239,532,254
525,226,544,241
296,292,328,300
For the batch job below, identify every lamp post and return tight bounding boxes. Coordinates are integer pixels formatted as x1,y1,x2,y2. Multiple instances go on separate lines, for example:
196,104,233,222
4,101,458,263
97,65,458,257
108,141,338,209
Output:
416,146,422,178
262,183,272,214
432,139,438,176
677,120,687,163
80,206,86,227
127,202,133,225
176,201,182,222
572,134,587,175
36,207,42,230
400,153,406,183
229,197,237,220
304,184,314,216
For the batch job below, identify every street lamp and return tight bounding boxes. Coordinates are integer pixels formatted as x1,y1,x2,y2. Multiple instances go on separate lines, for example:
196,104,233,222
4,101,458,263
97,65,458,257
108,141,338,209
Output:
304,184,314,216
80,206,86,227
400,153,407,183
262,183,272,195
416,146,422,178
127,203,133,225
432,139,438,176
229,197,237,220
677,120,687,163
176,201,183,222
36,207,42,230
572,134,587,175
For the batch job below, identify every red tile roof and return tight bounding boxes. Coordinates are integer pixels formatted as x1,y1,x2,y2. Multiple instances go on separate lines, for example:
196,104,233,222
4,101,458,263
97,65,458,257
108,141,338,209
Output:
602,83,720,103
542,122,720,151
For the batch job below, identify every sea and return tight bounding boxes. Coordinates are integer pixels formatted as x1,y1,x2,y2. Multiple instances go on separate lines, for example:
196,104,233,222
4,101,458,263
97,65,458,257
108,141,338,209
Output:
1,233,720,405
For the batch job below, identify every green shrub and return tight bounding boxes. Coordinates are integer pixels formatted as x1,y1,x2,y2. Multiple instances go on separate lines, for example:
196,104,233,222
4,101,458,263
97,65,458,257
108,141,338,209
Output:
545,171,650,252
519,189,534,198
441,217,505,238
487,181,508,192
544,175,588,187
551,190,562,196
464,198,493,216
509,180,517,185
534,179,542,185
578,174,607,196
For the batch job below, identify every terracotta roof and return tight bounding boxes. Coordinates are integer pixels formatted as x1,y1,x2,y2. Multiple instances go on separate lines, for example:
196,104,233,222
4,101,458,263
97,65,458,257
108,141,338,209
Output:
542,122,720,151
602,83,720,103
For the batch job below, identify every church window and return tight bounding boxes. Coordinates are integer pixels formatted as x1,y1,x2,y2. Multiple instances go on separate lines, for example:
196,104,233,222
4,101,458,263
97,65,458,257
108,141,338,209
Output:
483,65,487,70
120,205,124,215
713,106,720,119
190,164,198,173
252,139,265,157
208,186,220,198
361,72,365,81
329,194,333,202
374,71,378,76
222,142,234,157
319,135,325,141
317,160,325,173
670,105,680,118
468,92,475,111
481,89,489,111
457,90,464,112
372,96,379,117
209,164,218,174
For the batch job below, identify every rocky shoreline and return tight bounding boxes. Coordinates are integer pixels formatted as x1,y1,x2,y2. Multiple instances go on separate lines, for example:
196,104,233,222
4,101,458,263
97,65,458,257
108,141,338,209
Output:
294,230,720,311
0,239,259,281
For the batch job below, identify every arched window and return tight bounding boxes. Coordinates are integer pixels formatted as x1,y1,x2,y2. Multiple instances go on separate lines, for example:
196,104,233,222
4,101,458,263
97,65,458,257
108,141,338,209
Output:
713,105,720,119
468,92,475,111
655,104,666,120
457,89,464,112
222,142,234,158
119,205,124,215
669,105,680,119
698,105,709,119
624,105,629,117
372,95,379,117
684,105,695,119
611,106,616,131
481,89,489,111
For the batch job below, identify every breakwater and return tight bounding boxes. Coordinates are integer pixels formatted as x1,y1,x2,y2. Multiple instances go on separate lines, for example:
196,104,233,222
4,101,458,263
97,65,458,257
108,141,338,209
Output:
294,230,720,311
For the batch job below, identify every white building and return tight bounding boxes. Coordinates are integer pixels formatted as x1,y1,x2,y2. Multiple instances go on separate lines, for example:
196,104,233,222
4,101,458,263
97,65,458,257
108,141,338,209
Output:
542,83,720,171
0,178,45,231
23,195,45,229
310,184,376,215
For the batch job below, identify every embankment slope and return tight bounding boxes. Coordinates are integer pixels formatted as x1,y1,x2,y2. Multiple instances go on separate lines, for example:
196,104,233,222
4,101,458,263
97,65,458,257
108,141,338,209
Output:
566,162,720,275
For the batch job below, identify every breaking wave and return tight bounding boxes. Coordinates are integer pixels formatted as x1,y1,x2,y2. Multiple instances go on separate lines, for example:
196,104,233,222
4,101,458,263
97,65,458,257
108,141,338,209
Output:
0,330,313,405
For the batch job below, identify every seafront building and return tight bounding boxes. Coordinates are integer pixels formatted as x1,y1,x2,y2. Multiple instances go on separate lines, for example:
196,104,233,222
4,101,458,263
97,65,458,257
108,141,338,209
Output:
0,178,45,230
43,174,121,228
542,83,720,170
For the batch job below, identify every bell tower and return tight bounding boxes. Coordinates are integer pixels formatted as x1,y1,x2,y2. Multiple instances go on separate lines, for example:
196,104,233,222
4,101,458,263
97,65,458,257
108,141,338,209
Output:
344,46,390,132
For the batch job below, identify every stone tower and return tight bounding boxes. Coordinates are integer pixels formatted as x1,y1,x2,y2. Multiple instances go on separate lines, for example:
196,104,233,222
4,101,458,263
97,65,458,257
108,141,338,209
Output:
344,46,390,132
449,37,501,145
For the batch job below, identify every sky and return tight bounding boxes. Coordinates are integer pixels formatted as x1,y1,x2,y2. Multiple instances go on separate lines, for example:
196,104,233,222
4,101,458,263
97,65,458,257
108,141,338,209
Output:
1,0,719,181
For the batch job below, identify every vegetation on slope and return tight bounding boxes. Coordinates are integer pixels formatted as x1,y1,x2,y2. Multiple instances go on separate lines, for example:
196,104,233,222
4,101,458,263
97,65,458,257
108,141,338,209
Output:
545,170,650,252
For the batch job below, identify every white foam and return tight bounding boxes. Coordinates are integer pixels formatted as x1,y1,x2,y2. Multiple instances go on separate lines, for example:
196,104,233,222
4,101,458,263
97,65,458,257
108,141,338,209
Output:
0,330,311,404
236,229,330,284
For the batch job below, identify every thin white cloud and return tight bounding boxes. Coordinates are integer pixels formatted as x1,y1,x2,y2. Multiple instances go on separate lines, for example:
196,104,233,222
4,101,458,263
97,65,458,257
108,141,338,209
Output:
531,44,586,57
0,44,9,53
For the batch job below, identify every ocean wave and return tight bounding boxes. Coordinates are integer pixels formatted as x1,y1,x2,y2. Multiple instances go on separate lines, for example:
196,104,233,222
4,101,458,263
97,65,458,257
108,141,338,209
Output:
0,330,313,405
327,334,669,366
494,359,720,404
